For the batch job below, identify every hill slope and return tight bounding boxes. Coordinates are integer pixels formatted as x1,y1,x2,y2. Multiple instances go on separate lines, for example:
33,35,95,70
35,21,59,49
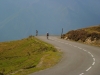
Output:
63,25,100,46
0,36,61,75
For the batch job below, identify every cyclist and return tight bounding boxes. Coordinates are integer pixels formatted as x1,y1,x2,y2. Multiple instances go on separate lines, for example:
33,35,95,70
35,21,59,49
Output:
36,30,38,36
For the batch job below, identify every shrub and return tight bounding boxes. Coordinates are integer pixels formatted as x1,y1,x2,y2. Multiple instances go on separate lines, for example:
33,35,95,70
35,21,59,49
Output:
90,32,100,41
66,30,88,42
65,29,100,42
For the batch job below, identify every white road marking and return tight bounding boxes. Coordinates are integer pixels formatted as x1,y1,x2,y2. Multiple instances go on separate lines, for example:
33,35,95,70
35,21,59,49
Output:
79,73,84,75
79,47,82,49
88,52,94,57
74,45,77,47
92,62,95,65
78,47,82,49
93,58,95,62
86,66,92,71
88,52,91,54
91,54,94,58
50,38,96,75
83,49,86,52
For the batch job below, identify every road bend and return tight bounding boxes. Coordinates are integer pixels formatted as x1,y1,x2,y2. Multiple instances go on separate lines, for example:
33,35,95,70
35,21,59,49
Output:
29,36,100,75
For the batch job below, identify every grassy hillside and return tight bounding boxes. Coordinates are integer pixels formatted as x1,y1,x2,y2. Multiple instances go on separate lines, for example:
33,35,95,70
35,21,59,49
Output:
63,25,100,46
0,36,61,75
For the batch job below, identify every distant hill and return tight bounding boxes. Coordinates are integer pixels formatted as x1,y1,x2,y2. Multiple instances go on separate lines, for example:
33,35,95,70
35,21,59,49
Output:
63,25,100,47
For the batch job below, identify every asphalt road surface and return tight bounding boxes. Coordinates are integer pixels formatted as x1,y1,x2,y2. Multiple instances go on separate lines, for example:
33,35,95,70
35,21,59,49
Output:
29,36,100,75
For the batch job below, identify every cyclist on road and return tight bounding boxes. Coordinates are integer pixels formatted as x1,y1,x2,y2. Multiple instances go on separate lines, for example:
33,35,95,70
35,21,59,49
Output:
36,30,38,36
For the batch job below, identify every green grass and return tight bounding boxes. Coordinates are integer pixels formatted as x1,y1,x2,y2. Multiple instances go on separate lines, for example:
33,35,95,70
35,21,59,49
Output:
0,36,62,75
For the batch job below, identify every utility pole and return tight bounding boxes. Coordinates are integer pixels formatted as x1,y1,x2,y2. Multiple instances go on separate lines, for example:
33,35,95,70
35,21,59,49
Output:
61,28,63,38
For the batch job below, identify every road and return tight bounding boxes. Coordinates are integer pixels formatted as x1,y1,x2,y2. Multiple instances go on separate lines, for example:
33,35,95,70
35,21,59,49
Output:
29,36,100,75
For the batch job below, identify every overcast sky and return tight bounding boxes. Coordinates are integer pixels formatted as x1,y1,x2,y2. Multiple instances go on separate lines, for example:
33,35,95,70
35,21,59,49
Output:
0,0,100,41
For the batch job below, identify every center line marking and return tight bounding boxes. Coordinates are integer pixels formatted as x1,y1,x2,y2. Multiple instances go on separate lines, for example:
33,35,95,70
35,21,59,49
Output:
86,66,92,71
83,49,86,52
79,73,84,75
74,46,77,47
91,54,94,58
52,39,96,75
93,58,95,61
78,47,82,49
92,62,95,65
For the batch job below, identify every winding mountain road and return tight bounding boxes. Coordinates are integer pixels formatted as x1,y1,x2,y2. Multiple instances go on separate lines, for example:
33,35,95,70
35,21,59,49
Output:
29,36,100,75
